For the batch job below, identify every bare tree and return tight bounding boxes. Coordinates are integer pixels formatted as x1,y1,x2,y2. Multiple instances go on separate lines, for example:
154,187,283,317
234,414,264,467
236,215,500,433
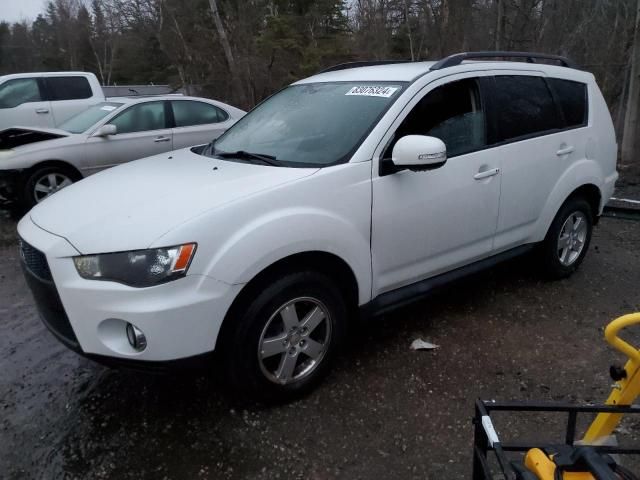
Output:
208,0,246,107
622,0,640,167
495,0,505,50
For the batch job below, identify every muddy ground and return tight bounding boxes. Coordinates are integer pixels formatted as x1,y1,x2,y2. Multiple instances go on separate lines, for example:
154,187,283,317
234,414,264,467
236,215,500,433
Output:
1,211,639,479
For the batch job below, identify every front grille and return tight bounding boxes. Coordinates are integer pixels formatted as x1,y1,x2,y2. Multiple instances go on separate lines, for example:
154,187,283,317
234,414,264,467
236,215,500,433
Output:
19,238,81,352
19,239,52,281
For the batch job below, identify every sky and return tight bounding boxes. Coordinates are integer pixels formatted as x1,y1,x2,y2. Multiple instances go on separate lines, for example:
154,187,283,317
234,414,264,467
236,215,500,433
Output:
0,0,46,23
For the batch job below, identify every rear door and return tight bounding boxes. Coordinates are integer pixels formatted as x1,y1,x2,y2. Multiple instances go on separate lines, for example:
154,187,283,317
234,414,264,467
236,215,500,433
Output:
44,76,95,125
170,99,233,149
83,101,173,174
485,74,584,251
0,76,53,130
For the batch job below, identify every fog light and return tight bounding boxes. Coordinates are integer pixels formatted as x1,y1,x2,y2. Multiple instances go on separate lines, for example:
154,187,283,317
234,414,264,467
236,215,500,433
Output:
126,323,147,351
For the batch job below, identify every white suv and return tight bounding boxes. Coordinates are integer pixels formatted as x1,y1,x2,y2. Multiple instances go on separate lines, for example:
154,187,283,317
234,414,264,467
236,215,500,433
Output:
18,52,618,402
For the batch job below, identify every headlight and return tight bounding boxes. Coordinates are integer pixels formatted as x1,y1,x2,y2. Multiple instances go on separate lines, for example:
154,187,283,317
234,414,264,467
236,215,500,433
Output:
73,243,197,287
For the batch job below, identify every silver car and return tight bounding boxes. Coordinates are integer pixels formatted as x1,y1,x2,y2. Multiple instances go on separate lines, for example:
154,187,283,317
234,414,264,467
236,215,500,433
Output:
0,95,245,208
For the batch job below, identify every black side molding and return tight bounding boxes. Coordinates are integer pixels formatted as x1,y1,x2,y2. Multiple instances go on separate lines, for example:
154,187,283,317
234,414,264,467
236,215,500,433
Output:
361,244,536,317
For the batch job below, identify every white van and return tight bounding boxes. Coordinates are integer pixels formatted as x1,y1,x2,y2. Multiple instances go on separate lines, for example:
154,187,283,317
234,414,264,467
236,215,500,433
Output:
0,72,104,130
18,52,618,402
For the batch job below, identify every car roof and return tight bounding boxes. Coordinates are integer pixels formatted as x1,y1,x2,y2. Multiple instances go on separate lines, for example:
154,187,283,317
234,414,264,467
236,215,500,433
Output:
296,60,593,85
103,95,222,105
296,62,437,84
98,95,246,116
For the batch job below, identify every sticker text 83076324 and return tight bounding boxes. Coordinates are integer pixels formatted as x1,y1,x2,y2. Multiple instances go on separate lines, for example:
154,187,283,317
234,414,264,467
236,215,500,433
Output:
345,86,399,98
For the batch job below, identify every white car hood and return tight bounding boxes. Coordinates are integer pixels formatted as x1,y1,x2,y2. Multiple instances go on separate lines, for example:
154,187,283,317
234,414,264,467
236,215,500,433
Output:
30,148,318,254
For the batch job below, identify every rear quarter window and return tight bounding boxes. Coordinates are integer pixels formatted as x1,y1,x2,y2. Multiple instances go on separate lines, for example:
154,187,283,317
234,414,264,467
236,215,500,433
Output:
548,78,588,128
46,76,93,101
491,75,563,143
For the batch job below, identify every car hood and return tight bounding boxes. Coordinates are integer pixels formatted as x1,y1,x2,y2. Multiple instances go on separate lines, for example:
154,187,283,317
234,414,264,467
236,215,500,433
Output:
0,126,75,151
30,148,319,254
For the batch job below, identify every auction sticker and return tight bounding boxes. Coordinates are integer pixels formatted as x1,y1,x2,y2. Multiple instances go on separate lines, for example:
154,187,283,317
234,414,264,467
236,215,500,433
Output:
346,86,399,98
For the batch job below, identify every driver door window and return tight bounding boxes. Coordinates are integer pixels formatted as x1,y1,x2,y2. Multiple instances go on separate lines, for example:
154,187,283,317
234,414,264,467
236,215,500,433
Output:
85,101,173,173
111,101,167,134
384,78,487,159
0,77,54,129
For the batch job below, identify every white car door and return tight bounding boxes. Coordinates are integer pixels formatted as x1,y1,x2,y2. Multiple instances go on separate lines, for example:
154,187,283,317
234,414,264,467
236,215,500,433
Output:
371,75,501,296
83,101,173,174
170,100,233,149
486,74,587,251
0,77,54,130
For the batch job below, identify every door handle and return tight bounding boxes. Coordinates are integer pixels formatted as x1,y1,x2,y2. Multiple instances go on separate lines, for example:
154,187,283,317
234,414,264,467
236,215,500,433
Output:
154,136,171,143
35,108,49,114
556,146,575,156
474,167,500,180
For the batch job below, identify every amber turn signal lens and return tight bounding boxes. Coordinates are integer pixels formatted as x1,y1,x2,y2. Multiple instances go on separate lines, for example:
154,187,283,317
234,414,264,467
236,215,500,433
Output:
172,243,196,273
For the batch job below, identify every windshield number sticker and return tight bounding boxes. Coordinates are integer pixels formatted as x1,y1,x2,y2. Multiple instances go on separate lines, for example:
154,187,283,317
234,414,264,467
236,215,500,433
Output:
346,86,398,98
101,106,117,111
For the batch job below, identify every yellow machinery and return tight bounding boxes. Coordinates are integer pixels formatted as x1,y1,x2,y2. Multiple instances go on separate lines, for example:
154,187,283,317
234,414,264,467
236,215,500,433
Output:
473,313,640,480
584,313,640,443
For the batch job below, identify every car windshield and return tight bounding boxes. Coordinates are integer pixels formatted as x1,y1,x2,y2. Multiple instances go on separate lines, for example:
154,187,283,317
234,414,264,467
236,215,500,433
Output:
209,82,406,166
59,102,123,134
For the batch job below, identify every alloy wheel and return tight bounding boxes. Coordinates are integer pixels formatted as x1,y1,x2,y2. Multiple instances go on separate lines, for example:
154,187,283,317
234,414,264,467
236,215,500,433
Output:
33,173,73,203
257,296,332,385
557,211,588,266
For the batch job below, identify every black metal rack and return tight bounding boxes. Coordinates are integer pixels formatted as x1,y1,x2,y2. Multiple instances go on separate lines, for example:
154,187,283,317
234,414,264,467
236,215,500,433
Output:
430,51,577,70
472,399,640,480
318,51,578,75
318,60,413,74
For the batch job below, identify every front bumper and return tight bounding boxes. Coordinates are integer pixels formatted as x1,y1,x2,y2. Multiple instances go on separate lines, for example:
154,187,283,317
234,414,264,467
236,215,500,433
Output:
18,216,243,365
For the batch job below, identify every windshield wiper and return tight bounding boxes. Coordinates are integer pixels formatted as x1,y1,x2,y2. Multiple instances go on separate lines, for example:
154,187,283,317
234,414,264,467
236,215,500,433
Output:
215,150,281,166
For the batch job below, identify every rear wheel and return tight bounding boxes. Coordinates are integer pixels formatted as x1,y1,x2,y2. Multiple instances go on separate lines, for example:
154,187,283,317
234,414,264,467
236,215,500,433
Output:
23,166,77,208
221,271,347,403
539,196,593,279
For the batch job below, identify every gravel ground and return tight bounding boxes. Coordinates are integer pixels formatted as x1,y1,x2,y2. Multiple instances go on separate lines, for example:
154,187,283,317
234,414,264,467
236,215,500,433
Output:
1,213,639,479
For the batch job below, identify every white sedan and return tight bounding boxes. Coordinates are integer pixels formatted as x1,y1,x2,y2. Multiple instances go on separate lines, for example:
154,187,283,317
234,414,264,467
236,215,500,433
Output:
0,95,245,208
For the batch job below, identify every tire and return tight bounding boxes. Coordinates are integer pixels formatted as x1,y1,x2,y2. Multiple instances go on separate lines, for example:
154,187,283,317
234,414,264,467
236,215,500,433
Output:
539,196,593,279
221,271,347,403
23,166,77,209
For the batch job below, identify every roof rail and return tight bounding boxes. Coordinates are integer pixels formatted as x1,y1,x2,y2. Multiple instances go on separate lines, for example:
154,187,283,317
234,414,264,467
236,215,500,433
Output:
318,60,412,74
430,51,578,70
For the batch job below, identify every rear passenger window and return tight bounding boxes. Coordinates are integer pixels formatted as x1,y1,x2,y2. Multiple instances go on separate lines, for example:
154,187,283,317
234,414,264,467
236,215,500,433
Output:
0,78,42,108
548,78,588,128
386,78,486,158
171,100,228,127
492,76,563,143
46,76,92,101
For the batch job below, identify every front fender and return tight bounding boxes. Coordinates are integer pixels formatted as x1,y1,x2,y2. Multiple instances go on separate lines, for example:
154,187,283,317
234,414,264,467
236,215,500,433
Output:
203,207,372,305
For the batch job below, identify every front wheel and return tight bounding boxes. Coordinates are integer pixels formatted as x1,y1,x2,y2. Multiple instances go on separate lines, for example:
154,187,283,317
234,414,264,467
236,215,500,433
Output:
221,271,347,403
23,166,76,208
539,196,593,279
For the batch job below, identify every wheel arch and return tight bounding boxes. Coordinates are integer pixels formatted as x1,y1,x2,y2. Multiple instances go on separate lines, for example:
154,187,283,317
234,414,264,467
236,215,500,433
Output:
538,182,602,240
568,183,601,222
533,157,605,243
218,251,360,344
26,160,83,180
